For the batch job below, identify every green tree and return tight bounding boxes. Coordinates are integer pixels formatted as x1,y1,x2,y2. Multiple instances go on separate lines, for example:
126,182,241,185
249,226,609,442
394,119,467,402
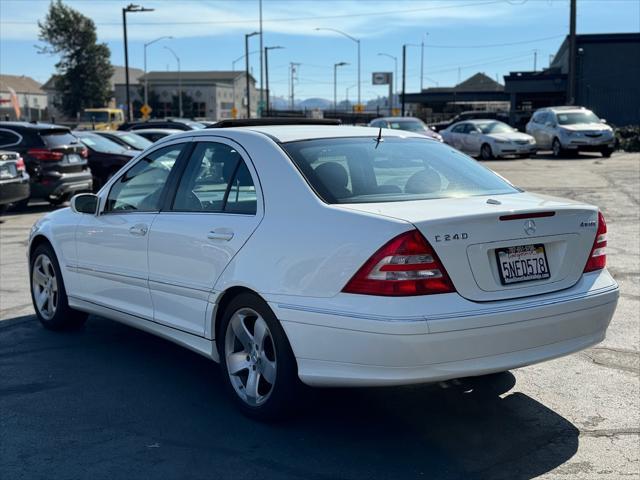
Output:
38,0,113,118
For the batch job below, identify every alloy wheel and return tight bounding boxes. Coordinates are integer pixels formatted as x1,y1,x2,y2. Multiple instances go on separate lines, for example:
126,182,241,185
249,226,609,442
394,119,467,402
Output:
481,144,493,160
553,139,561,157
32,254,58,320
224,307,277,406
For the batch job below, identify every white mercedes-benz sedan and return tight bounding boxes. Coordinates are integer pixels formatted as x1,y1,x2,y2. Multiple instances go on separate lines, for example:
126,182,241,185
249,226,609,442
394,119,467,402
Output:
28,119,619,419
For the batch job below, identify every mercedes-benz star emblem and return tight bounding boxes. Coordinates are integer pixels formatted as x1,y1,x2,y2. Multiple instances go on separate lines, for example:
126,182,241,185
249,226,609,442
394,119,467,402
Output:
524,220,536,235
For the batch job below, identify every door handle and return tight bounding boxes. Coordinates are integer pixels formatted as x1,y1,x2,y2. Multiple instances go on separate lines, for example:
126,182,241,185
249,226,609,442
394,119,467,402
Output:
129,224,148,236
207,230,234,241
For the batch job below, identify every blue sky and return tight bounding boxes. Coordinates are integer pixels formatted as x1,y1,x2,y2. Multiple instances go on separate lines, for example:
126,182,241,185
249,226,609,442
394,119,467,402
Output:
1,0,638,102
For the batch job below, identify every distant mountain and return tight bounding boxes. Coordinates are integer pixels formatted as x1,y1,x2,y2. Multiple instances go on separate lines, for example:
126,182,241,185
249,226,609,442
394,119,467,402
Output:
299,98,332,109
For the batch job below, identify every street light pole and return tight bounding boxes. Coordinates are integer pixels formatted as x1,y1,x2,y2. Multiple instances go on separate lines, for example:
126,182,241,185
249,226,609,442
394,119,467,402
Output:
144,36,172,109
164,46,181,117
316,28,361,107
333,62,348,112
264,46,284,116
402,44,407,116
122,4,154,121
245,31,259,118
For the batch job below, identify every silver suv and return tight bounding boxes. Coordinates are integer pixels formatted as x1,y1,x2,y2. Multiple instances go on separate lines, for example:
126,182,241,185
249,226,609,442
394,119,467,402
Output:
526,106,615,158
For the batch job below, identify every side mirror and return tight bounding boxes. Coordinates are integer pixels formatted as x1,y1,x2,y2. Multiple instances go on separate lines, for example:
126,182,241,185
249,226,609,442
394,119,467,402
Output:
70,193,98,215
469,130,479,135
600,118,607,124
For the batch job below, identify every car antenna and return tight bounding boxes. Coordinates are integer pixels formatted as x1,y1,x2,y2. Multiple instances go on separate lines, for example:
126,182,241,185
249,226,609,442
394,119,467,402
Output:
374,127,383,149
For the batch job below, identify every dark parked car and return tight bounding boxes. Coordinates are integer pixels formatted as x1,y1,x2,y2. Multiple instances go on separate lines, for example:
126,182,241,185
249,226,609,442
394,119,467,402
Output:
430,111,511,132
0,150,30,211
93,130,153,151
0,122,92,205
73,131,136,190
118,118,204,132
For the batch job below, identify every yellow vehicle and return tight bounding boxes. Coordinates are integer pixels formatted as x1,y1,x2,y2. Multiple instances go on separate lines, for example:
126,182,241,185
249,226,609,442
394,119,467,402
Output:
78,108,125,130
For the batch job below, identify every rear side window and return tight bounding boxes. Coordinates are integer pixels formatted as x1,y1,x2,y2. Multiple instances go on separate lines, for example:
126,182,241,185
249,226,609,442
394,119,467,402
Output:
282,137,518,204
0,129,21,147
40,129,79,147
172,141,256,214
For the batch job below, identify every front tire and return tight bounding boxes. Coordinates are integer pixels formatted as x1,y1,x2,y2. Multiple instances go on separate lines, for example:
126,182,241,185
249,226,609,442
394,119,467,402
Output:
218,292,299,420
30,244,87,330
601,147,613,158
552,138,565,158
480,143,494,160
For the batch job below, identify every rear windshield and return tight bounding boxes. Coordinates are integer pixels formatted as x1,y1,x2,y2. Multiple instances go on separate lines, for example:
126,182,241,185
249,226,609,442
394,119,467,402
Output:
76,133,127,154
40,130,79,147
282,137,518,204
388,120,426,132
118,133,152,150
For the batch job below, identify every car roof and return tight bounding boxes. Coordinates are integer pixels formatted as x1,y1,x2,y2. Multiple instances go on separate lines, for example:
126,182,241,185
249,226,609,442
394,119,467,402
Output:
374,117,422,122
133,128,183,134
171,125,424,143
0,121,70,131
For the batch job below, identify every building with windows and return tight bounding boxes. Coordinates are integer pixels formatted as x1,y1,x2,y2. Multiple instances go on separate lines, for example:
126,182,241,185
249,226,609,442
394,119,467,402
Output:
0,74,48,121
137,71,261,120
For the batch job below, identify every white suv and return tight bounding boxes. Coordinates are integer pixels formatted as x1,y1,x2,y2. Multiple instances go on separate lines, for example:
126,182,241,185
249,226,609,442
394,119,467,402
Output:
526,106,615,158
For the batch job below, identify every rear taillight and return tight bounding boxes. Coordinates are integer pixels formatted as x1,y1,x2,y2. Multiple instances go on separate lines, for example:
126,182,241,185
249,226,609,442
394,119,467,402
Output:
15,156,25,172
342,229,455,296
27,148,63,161
584,211,607,273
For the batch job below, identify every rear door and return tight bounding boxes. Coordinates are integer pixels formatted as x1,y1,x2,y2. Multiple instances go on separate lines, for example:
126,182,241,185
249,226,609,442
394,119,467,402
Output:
147,137,263,336
74,140,188,319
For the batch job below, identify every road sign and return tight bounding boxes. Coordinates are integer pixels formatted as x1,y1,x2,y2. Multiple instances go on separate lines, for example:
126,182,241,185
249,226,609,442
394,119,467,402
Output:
354,104,365,113
140,104,152,117
231,107,238,119
392,108,400,116
372,72,392,85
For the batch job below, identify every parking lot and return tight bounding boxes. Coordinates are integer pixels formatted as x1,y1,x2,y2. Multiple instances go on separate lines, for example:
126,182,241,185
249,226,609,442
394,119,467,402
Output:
1,151,638,479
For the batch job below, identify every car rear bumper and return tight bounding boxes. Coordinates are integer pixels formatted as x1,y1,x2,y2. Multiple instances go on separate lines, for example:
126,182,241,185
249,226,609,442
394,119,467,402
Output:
31,170,93,201
269,269,618,387
0,174,30,205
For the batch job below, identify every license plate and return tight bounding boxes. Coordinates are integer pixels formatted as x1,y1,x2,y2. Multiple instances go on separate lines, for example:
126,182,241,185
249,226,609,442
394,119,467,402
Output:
0,164,17,179
495,244,550,285
67,154,81,163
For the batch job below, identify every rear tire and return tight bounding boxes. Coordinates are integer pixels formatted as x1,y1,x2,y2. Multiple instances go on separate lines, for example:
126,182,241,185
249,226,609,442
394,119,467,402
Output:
480,143,494,160
218,292,299,420
30,243,87,330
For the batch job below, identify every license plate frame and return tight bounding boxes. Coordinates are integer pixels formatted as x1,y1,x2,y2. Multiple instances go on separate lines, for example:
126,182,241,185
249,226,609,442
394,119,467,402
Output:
66,154,81,164
495,243,551,285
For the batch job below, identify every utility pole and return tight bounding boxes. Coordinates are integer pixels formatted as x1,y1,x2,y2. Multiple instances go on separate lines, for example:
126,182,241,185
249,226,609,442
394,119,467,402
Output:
245,31,259,118
421,33,428,91
567,0,577,105
122,4,154,121
533,49,538,71
289,62,300,110
401,44,406,116
259,0,264,116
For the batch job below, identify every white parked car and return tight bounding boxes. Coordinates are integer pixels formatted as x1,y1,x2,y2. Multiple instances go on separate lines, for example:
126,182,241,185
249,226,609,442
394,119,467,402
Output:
442,120,537,160
28,121,619,419
526,106,615,158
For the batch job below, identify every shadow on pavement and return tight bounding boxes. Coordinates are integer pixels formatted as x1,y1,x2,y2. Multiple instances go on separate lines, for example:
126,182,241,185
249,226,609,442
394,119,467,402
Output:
0,315,579,480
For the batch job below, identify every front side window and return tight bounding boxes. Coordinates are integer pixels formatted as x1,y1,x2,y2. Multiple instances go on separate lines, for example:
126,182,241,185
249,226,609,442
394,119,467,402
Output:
106,144,183,212
172,142,256,214
282,137,518,204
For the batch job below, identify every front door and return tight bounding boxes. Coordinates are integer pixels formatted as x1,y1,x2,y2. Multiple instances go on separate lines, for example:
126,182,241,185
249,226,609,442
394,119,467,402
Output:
74,142,187,319
147,139,263,336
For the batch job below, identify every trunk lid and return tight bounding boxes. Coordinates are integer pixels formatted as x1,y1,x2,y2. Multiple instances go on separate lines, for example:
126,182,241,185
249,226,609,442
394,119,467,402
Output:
339,192,599,302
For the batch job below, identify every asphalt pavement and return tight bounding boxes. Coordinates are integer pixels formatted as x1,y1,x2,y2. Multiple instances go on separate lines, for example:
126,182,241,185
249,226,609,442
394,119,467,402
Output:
1,151,638,480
